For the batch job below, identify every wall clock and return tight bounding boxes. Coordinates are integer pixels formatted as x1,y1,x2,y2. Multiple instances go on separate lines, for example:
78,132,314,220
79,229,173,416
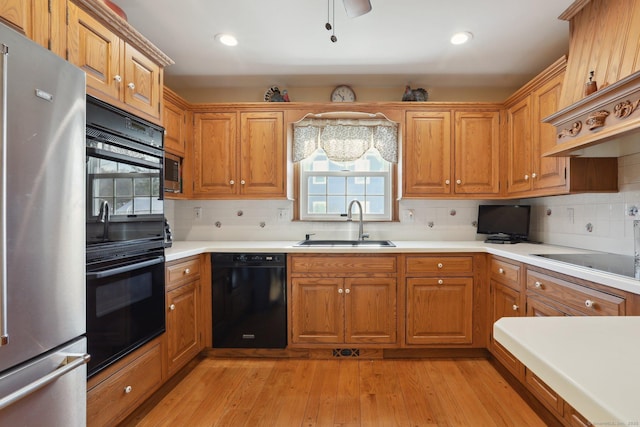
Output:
331,85,356,102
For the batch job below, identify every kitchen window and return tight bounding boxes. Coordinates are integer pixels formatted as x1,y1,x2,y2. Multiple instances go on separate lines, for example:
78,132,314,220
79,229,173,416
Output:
293,115,398,221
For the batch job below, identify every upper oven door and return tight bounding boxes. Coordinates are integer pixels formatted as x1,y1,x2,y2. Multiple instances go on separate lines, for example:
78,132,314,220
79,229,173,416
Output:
86,128,164,246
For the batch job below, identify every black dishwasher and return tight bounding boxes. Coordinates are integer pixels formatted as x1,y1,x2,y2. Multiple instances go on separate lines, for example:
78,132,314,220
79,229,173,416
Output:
211,253,287,348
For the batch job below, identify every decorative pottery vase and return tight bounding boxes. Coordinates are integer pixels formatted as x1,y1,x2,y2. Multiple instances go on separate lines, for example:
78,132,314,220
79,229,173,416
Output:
103,0,127,21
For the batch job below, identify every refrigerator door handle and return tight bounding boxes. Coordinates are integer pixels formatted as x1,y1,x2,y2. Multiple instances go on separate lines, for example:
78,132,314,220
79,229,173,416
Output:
0,353,90,410
0,43,8,346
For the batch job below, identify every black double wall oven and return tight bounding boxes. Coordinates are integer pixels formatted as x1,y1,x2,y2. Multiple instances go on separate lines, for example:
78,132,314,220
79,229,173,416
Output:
85,96,166,377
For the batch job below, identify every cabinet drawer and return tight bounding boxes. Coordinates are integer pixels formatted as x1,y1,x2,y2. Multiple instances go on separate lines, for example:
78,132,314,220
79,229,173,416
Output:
167,256,201,287
290,255,396,274
406,255,473,275
526,270,624,316
87,341,163,427
490,257,521,290
525,368,563,416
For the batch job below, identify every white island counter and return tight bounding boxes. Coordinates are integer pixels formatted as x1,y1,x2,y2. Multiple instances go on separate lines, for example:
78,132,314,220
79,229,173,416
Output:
494,316,640,426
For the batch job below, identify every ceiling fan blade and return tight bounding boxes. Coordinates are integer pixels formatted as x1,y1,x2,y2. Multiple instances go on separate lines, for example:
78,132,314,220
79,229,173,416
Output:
343,0,372,18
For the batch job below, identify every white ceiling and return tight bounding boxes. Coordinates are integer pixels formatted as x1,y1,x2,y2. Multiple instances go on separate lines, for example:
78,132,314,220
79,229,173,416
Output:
120,0,574,91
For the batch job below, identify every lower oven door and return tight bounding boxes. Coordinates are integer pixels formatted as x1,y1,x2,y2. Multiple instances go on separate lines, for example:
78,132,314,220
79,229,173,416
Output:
86,253,165,377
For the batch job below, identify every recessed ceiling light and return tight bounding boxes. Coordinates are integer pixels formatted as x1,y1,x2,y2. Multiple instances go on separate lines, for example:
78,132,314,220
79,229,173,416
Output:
215,33,238,47
450,31,473,45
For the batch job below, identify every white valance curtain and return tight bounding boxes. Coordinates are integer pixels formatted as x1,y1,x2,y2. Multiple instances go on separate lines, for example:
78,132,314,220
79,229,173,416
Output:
292,118,399,163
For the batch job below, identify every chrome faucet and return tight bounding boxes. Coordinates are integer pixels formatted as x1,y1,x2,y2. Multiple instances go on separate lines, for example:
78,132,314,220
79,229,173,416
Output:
97,200,110,241
347,199,369,241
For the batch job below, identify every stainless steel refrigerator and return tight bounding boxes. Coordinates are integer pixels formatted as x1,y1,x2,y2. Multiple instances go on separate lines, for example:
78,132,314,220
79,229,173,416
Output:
0,22,88,426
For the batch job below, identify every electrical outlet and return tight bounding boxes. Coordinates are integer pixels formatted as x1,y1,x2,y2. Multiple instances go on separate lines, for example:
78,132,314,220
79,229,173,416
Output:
402,209,415,223
194,207,202,220
277,208,290,222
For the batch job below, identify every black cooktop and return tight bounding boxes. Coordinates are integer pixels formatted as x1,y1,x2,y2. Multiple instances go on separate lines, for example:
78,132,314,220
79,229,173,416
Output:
533,253,638,280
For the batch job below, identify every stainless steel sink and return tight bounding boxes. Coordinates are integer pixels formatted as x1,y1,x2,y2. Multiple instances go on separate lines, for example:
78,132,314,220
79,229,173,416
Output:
294,239,395,247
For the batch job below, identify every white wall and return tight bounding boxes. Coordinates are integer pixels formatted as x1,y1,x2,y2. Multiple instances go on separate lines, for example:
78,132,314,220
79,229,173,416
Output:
164,152,640,256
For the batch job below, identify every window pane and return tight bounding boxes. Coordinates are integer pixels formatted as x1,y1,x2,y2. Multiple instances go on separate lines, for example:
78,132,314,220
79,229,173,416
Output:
115,198,133,214
134,178,151,196
366,177,385,195
95,179,114,197
115,179,132,196
152,178,160,197
366,196,385,214
327,196,345,214
151,198,163,214
308,196,326,214
307,176,327,195
327,177,346,195
133,197,150,214
347,176,365,195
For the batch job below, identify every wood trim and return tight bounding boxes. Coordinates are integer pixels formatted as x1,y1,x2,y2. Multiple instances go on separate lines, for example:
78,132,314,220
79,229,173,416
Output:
558,0,592,21
504,56,568,107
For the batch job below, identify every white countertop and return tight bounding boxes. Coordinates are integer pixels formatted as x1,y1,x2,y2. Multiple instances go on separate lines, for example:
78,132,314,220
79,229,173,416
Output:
165,240,640,295
494,316,640,425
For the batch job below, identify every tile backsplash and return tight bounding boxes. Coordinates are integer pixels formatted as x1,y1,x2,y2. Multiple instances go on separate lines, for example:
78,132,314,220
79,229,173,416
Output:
165,152,640,256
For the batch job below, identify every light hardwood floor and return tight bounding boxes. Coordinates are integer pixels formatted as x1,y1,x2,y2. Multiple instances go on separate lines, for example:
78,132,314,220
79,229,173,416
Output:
122,357,547,427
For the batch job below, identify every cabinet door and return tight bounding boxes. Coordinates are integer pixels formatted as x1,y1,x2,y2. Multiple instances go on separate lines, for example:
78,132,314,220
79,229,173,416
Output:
344,277,396,344
453,111,500,195
67,5,121,101
404,111,452,196
166,280,200,377
163,97,186,155
123,43,161,119
0,0,32,35
406,277,473,345
526,295,567,317
490,280,524,378
507,96,532,194
290,278,344,344
239,111,285,197
193,113,237,196
532,72,567,191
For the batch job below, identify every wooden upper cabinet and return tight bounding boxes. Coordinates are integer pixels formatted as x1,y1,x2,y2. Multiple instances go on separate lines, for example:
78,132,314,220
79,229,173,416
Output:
1,0,65,57
404,109,499,198
163,89,187,156
239,111,285,197
67,1,171,124
193,112,237,196
123,43,161,119
0,0,32,35
68,5,121,100
193,110,285,199
453,111,500,195
403,111,452,196
506,96,533,195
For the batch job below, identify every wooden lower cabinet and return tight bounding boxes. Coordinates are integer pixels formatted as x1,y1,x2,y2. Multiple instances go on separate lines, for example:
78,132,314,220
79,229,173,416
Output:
288,254,397,346
165,256,203,377
406,277,473,345
87,337,163,427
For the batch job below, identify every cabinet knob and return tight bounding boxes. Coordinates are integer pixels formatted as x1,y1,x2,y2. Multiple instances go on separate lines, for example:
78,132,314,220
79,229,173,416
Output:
240,180,246,185
184,268,190,275
338,288,343,294
445,179,450,185
113,75,122,83
437,263,443,269
532,172,537,179
124,385,132,394
512,304,519,311
534,281,543,289
498,268,505,274
524,174,530,180
437,279,444,285
128,82,135,90
456,179,462,185
584,299,595,308
169,304,176,311
229,180,235,185
345,288,350,294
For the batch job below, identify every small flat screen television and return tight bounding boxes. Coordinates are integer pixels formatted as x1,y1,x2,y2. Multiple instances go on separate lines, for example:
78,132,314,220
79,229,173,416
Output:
477,205,531,243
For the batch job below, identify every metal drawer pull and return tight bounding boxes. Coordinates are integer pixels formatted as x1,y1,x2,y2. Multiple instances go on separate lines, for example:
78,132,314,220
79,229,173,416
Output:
512,304,519,311
124,385,132,394
584,299,595,308
534,281,543,289
498,268,504,274
437,263,443,269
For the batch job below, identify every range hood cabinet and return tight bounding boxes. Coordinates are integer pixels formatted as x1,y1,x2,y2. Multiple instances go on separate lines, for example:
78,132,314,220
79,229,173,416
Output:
543,69,640,158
